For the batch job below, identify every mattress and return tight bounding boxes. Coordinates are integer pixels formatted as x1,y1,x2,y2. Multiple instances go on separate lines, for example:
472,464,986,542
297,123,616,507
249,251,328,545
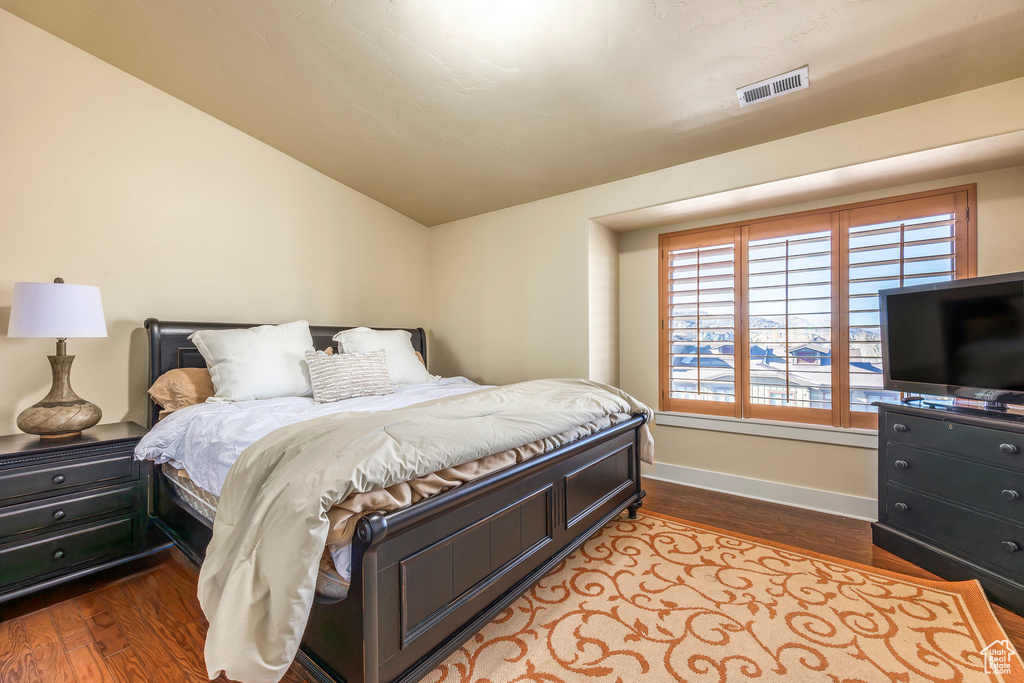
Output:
161,464,351,599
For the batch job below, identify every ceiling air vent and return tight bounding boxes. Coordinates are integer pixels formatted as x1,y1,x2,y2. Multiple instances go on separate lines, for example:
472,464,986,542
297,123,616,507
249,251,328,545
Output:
736,66,810,108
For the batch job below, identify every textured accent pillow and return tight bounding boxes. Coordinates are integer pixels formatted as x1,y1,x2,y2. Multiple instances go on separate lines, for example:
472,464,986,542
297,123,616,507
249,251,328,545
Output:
148,368,215,417
332,327,436,385
304,349,395,403
189,321,315,401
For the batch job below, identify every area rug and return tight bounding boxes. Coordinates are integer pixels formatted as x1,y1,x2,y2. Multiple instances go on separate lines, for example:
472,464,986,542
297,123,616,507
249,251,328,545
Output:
425,511,1021,683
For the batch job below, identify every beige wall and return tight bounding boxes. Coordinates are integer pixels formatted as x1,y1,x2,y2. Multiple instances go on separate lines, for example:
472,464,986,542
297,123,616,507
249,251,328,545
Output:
429,78,1024,499
0,10,429,435
427,201,591,384
587,222,619,386
621,165,1024,499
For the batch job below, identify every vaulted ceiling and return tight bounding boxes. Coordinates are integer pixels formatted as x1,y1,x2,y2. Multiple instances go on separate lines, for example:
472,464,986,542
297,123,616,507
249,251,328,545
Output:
3,0,1024,226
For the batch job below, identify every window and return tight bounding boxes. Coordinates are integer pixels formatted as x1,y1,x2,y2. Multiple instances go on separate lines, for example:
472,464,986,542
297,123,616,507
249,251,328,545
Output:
659,185,976,428
661,229,740,416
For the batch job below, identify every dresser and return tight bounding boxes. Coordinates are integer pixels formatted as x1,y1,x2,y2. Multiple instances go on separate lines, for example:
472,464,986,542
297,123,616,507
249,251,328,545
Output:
0,422,171,603
873,402,1024,614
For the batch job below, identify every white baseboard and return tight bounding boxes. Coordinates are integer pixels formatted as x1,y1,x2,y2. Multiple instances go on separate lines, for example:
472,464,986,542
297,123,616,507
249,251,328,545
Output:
645,461,877,521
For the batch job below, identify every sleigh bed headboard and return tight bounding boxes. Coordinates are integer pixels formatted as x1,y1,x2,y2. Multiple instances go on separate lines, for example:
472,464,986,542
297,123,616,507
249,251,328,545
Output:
144,319,426,428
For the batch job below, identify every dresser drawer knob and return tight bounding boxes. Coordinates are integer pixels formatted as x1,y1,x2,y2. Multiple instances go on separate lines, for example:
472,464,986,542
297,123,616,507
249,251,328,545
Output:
894,460,910,470
893,423,909,433
1002,541,1020,553
52,474,65,485
1000,443,1019,455
52,549,65,561
52,509,66,521
894,502,909,512
1003,490,1021,502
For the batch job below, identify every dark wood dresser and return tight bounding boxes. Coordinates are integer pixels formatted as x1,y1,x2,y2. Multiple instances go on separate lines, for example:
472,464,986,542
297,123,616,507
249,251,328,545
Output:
873,402,1024,614
0,422,171,603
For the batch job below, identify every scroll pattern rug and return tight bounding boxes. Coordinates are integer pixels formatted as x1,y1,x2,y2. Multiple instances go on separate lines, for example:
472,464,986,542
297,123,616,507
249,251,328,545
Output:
426,511,1021,683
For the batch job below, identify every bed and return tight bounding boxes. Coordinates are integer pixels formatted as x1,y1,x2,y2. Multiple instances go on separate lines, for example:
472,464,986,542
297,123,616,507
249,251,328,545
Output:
143,318,648,683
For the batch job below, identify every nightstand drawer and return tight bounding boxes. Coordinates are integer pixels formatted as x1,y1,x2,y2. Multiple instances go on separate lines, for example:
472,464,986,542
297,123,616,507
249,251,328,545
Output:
0,483,138,539
0,516,135,588
0,453,134,503
886,444,1024,521
885,485,1024,578
886,413,1024,470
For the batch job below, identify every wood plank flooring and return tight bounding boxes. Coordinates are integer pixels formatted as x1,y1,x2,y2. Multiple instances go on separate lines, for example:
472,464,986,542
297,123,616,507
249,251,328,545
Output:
1,477,1021,681
0,551,311,683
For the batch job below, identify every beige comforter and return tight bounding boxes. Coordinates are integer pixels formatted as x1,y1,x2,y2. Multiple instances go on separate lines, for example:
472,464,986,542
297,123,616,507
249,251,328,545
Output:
198,379,653,683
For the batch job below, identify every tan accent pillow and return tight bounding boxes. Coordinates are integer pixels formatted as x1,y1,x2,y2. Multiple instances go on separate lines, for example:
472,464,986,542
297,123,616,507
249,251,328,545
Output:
149,368,215,417
304,349,395,403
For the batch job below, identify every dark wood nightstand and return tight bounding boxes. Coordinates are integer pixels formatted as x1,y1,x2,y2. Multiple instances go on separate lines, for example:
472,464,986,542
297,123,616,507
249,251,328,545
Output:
0,422,172,603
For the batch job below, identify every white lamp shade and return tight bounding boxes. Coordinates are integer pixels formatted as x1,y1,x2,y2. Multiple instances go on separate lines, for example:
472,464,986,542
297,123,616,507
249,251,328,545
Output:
8,282,108,338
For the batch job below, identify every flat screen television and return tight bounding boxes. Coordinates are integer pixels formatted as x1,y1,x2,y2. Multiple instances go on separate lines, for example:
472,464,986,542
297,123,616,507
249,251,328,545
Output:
880,271,1024,408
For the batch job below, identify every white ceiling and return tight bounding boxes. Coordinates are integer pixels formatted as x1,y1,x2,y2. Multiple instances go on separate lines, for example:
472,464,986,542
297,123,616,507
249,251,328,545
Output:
3,0,1024,226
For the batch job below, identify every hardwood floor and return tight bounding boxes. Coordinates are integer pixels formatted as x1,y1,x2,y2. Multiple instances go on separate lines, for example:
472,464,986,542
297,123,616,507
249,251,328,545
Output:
1,478,1021,681
0,551,311,683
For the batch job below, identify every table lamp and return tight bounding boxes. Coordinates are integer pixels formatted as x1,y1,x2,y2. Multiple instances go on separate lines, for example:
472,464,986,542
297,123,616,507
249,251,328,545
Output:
8,278,108,439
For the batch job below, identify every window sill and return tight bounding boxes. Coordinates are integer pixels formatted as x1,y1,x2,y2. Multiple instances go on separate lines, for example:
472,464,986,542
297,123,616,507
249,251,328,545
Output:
654,411,878,449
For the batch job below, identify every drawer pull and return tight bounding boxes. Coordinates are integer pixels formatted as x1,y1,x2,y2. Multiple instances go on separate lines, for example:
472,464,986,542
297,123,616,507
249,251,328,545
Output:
1002,541,1020,553
52,509,66,521
893,423,909,433
1003,490,1021,502
894,460,910,470
52,549,66,561
52,475,66,485
894,502,909,512
1000,443,1019,455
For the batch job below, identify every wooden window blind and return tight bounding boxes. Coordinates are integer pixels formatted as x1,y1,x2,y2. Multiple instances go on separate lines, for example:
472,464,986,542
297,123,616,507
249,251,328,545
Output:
660,227,741,417
745,214,837,426
841,191,974,428
659,185,976,428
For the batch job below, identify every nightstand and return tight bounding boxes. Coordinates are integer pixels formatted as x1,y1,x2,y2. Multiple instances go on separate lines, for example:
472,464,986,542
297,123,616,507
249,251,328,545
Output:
0,422,172,603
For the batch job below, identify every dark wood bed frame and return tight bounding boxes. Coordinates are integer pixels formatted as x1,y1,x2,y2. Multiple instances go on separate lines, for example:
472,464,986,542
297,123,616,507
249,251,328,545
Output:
144,319,647,683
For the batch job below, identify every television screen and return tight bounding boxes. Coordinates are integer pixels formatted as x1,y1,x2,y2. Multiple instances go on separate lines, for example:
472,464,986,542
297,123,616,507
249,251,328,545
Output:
884,279,1024,394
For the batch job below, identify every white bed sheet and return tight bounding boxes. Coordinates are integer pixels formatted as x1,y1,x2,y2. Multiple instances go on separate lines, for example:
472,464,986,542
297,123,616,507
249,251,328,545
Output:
136,377,485,585
135,376,484,497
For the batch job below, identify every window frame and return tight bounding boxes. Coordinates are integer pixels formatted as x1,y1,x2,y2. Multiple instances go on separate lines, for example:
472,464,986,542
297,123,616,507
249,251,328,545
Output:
659,184,977,428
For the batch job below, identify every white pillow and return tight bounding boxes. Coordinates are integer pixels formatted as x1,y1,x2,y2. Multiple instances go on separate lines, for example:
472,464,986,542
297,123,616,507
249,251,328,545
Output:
189,321,315,401
332,327,436,385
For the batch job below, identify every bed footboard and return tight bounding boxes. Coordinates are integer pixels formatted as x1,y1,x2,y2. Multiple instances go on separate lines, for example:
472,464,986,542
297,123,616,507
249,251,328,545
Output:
300,415,647,683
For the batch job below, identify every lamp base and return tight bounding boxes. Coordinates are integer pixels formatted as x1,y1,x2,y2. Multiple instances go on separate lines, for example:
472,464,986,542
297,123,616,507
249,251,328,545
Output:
17,354,102,439
39,429,86,441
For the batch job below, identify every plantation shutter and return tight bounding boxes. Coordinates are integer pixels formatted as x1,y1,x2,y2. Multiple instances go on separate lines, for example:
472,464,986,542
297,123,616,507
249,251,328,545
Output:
842,191,972,428
745,214,838,425
660,227,742,417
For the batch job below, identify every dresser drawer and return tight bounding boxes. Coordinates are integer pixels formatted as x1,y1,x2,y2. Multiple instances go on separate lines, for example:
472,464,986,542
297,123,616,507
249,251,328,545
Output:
0,483,138,539
886,444,1024,521
885,486,1024,578
0,517,135,588
0,453,135,503
886,413,1024,470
